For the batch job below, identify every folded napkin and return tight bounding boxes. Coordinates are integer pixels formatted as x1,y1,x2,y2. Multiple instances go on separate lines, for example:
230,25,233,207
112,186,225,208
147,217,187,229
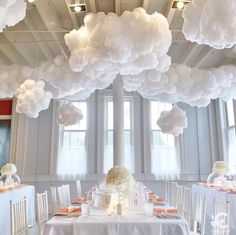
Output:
154,207,178,214
58,207,81,214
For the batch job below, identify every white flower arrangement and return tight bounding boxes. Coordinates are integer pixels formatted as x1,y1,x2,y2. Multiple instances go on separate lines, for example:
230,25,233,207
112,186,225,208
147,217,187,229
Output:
1,163,17,175
212,161,228,173
106,166,133,187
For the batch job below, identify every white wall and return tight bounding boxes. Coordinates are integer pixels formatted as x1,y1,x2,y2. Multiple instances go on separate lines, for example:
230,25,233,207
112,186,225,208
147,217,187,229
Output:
9,97,221,196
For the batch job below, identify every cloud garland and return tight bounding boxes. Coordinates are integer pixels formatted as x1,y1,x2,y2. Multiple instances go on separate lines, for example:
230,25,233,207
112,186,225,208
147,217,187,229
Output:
157,106,188,136
0,0,26,32
182,0,236,49
57,102,83,126
123,63,236,107
64,7,172,77
16,80,53,118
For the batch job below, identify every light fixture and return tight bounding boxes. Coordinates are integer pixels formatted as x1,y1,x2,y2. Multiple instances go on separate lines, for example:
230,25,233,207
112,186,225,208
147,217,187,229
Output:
27,0,34,3
176,1,185,9
172,0,190,9
74,6,82,13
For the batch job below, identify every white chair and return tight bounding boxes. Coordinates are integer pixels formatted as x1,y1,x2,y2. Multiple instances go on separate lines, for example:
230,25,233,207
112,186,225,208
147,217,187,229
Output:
36,191,49,235
191,194,207,235
176,184,184,210
165,181,172,204
76,180,82,197
170,182,178,206
10,196,29,235
212,198,230,235
57,184,71,207
50,187,58,214
182,187,192,226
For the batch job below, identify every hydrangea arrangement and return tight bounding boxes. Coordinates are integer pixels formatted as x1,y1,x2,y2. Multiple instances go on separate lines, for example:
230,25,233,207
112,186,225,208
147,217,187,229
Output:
1,163,17,175
212,161,228,173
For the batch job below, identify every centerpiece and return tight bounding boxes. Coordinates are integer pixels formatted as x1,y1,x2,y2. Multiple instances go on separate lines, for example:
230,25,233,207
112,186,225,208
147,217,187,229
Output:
207,161,230,186
0,163,21,189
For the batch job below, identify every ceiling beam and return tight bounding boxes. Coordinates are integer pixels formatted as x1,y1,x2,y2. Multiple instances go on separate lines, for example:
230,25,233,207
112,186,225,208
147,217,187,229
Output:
2,34,35,66
192,47,213,68
142,0,149,10
180,43,199,65
23,17,54,60
115,0,121,16
164,0,176,25
88,0,96,13
34,0,69,58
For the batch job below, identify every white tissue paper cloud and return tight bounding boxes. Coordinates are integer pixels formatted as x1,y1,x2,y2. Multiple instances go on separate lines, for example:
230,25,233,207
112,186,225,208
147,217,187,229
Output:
182,0,236,49
16,80,53,118
157,106,188,136
57,102,83,126
0,64,34,98
64,7,171,78
123,64,236,107
0,0,26,32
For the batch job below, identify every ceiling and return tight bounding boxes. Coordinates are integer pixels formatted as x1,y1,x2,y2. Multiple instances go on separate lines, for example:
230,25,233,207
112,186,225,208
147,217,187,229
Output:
0,0,235,68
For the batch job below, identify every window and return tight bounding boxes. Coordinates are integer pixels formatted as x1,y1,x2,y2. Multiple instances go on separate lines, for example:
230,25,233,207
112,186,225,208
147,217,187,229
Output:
103,97,133,173
225,100,236,171
150,101,179,178
57,102,87,176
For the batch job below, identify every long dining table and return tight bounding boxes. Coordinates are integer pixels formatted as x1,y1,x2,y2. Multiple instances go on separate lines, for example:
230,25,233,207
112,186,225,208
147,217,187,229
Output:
0,185,36,235
43,204,190,235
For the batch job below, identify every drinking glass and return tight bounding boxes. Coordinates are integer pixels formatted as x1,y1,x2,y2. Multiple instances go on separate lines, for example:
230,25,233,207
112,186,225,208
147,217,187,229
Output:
81,203,90,216
144,202,153,216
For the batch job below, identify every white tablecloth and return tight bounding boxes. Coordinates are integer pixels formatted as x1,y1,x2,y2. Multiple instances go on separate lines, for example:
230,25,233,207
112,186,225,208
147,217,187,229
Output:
192,184,236,235
0,185,36,235
44,208,190,235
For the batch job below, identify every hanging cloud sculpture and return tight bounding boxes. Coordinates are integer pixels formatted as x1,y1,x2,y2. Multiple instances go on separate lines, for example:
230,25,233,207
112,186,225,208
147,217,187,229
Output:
57,102,83,126
182,0,236,49
0,0,26,32
123,64,236,107
0,64,33,98
16,80,53,118
64,7,172,78
157,106,188,136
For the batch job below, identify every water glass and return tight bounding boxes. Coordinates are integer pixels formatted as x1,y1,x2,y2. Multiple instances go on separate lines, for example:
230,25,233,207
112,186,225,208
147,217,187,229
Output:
144,202,153,216
81,203,90,216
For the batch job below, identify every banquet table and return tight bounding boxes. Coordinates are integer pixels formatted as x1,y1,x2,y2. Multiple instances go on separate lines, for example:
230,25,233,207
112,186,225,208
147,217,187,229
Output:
43,206,190,235
0,185,36,235
192,184,236,235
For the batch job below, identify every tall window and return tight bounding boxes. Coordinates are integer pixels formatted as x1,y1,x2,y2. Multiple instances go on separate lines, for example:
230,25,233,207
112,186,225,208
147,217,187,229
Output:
225,100,236,171
104,97,133,173
150,101,179,178
57,102,87,176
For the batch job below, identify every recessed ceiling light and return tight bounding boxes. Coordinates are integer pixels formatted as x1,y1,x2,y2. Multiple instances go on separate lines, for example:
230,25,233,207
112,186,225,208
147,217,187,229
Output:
176,1,185,9
74,6,82,13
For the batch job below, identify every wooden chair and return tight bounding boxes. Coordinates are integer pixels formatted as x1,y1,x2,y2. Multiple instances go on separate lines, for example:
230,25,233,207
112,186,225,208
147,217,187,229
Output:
10,196,29,235
212,198,230,235
165,181,172,204
76,180,82,197
170,182,178,207
57,184,71,207
176,184,184,211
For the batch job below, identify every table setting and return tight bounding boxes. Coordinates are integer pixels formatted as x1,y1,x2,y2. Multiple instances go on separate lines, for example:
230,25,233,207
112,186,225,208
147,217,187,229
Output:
44,166,190,235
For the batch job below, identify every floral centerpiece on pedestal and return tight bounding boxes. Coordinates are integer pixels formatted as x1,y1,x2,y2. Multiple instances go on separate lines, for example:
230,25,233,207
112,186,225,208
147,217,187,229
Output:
0,163,20,189
207,161,230,187
105,166,134,205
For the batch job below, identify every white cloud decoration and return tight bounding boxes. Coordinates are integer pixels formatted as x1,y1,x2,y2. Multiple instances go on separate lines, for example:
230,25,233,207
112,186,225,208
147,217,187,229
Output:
0,64,33,98
64,7,172,77
16,80,53,118
57,102,83,126
182,0,236,49
157,106,188,136
123,64,236,107
0,0,26,32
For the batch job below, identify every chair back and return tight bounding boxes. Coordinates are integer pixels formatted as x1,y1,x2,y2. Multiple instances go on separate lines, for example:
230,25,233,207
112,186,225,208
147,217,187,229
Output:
176,184,184,210
76,180,82,197
63,184,71,206
193,194,207,234
170,182,178,206
50,187,58,214
57,184,71,207
36,191,49,223
212,198,230,235
182,187,192,226
10,197,28,235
